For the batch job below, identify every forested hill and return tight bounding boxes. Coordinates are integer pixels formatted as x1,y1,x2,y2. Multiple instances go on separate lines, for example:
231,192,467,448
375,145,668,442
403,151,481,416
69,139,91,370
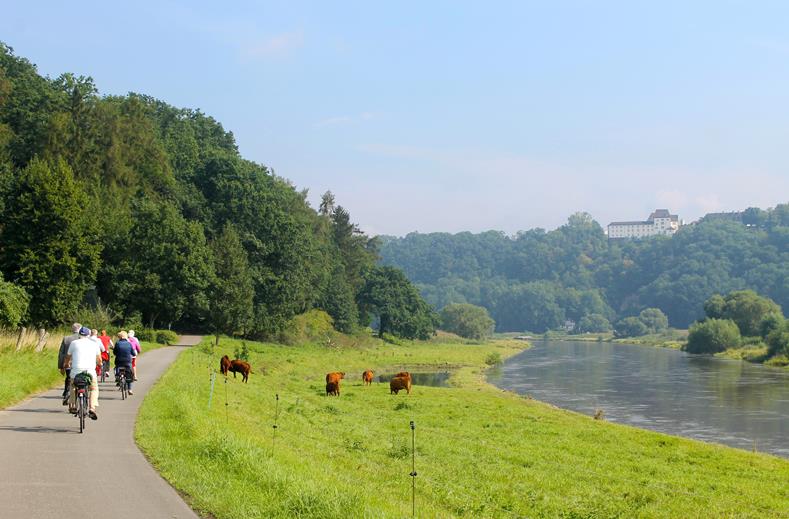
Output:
0,43,435,339
379,209,789,331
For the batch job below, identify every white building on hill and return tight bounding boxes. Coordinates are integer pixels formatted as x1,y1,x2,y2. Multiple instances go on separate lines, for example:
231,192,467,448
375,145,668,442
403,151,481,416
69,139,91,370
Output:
607,209,680,239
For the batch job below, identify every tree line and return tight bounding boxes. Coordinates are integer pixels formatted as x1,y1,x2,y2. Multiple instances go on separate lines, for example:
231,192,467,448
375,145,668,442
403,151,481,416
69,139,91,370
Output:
380,208,789,332
0,43,435,340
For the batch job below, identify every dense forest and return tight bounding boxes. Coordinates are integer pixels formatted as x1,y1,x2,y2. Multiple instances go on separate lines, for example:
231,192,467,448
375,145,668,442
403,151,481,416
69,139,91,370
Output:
380,208,789,332
0,43,435,339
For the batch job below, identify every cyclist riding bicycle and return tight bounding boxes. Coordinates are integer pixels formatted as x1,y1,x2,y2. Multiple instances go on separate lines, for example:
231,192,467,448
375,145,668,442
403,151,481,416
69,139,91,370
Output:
113,331,137,395
98,329,113,379
64,326,101,420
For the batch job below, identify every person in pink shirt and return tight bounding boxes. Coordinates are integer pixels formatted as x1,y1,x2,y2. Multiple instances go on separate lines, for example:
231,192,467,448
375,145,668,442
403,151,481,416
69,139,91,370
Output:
127,330,142,381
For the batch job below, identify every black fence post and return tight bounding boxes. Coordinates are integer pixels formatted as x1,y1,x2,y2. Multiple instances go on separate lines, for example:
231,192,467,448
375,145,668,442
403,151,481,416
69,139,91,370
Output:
410,420,417,518
271,393,280,454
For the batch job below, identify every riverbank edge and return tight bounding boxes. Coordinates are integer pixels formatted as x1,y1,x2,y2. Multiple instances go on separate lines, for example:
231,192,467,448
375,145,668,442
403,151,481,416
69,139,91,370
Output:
526,332,789,370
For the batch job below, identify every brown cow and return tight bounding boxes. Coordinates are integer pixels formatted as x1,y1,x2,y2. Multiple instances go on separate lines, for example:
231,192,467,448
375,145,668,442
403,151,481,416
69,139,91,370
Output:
362,370,374,386
390,375,411,395
220,355,231,376
325,372,344,396
325,371,345,383
229,359,251,382
326,380,340,396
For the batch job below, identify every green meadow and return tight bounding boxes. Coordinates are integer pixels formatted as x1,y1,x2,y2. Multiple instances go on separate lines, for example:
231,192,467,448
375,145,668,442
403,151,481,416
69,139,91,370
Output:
136,337,789,518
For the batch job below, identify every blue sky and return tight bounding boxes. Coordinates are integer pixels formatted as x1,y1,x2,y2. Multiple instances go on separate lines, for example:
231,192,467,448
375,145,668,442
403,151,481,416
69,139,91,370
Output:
3,1,788,235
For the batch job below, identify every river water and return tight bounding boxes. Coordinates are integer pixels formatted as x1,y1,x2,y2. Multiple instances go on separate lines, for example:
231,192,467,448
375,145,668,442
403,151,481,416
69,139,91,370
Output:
487,340,789,458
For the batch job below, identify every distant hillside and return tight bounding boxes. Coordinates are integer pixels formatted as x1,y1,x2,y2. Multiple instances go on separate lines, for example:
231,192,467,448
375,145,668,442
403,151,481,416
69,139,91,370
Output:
380,207,789,331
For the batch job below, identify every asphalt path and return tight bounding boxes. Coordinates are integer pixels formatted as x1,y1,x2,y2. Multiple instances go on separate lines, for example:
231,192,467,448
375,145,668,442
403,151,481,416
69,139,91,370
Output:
0,335,202,519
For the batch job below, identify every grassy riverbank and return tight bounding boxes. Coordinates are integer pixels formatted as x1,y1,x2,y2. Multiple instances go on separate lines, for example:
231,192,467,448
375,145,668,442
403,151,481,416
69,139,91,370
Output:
137,336,789,518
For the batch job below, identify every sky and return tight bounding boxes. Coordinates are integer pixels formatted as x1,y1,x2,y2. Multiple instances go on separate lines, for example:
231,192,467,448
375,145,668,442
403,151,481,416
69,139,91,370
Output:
2,1,789,236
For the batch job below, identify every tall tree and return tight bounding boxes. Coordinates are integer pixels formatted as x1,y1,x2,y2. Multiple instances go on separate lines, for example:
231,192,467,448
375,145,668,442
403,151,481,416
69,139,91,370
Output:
0,158,100,324
209,223,254,339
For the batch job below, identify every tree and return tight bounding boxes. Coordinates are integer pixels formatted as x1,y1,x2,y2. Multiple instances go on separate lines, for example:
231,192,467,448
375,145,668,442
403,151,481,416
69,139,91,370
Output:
576,313,611,333
357,266,437,340
0,158,100,324
440,303,495,340
638,308,668,333
685,319,741,354
614,317,648,338
99,199,214,328
765,320,789,357
0,275,29,327
209,223,254,339
703,290,781,337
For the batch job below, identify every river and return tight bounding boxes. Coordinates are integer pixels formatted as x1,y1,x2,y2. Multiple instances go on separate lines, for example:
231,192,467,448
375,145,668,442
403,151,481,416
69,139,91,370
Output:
487,340,789,458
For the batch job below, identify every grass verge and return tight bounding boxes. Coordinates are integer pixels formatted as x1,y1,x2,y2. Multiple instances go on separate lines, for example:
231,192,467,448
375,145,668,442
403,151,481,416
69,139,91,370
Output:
0,347,61,409
137,337,789,518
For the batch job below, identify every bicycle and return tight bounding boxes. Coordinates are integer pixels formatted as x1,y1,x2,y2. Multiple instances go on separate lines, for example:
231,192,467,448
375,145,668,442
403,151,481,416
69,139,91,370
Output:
73,371,92,433
116,367,130,400
100,359,110,383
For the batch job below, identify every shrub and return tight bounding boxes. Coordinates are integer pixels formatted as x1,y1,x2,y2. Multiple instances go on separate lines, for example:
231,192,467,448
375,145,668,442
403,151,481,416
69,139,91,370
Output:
439,303,495,340
134,328,157,342
68,303,120,332
638,308,668,333
685,319,741,354
156,330,179,345
614,317,648,338
576,314,611,333
766,320,789,357
233,342,250,361
279,309,335,346
0,278,29,328
485,352,502,366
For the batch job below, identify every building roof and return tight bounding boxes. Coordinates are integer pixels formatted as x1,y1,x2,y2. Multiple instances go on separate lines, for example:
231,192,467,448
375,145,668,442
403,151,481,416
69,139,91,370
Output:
609,221,650,226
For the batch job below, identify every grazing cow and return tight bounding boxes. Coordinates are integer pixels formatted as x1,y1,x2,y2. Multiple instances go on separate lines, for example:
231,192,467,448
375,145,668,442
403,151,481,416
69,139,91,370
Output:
229,359,251,382
325,372,344,396
326,380,341,396
325,371,345,383
220,355,231,376
390,375,411,395
362,370,374,386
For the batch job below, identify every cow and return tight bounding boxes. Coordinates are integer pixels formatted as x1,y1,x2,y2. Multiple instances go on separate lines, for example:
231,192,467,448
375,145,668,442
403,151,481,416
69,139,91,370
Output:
325,372,344,396
220,355,231,376
390,375,411,395
325,371,345,384
326,380,340,396
229,359,251,382
362,370,374,386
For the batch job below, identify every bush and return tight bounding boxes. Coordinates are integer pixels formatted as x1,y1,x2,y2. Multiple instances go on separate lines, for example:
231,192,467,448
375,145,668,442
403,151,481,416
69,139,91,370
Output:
766,320,789,357
638,308,668,333
0,278,29,328
485,352,502,366
68,303,120,332
156,330,179,345
614,317,648,338
576,314,611,333
134,328,157,342
233,342,250,361
279,309,335,346
439,303,495,340
685,319,741,354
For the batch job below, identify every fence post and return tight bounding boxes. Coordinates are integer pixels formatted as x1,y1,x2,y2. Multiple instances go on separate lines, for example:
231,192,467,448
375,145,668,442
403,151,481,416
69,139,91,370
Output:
208,372,216,409
271,393,280,454
410,420,417,518
34,328,48,352
15,327,26,351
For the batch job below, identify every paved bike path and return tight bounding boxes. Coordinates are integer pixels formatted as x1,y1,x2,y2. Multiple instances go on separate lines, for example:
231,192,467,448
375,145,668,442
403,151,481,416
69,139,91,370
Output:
0,336,202,519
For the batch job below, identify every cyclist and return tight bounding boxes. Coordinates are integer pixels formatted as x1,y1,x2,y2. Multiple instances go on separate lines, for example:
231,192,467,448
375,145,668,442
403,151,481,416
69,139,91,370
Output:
64,326,101,420
128,330,141,381
113,331,136,395
98,329,113,379
57,323,81,406
89,329,104,379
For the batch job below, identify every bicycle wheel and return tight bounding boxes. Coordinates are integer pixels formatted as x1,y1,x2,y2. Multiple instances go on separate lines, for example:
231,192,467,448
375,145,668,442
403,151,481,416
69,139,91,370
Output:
121,374,127,400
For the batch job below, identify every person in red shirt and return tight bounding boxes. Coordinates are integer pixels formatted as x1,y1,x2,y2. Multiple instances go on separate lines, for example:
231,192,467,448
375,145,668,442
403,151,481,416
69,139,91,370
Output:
98,329,113,379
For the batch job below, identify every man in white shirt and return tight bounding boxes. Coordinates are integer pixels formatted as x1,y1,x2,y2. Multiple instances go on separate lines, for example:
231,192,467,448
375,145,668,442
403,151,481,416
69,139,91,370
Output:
65,326,101,419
